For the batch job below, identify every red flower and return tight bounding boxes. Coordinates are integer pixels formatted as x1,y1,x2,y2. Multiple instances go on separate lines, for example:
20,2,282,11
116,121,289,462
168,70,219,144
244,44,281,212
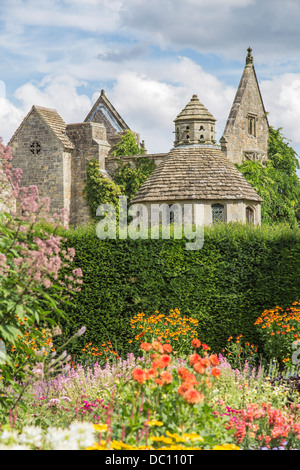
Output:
211,367,220,378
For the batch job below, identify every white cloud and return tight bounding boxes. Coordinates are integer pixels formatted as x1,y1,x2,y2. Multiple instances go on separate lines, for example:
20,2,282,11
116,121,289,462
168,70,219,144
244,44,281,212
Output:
1,0,123,33
109,58,236,153
14,75,92,123
261,74,300,154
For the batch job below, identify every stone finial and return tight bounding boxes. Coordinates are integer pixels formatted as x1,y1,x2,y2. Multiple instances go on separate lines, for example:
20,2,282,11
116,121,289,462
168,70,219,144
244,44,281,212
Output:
101,89,105,96
246,47,253,65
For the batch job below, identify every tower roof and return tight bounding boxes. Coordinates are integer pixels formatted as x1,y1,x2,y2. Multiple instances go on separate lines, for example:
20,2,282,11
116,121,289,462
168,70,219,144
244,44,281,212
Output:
174,94,216,123
221,47,268,139
131,145,262,204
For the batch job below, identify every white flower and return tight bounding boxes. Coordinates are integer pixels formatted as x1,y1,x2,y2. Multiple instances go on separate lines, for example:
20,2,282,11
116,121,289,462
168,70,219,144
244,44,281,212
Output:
69,422,96,449
0,429,19,445
44,428,79,450
18,426,43,449
0,443,31,450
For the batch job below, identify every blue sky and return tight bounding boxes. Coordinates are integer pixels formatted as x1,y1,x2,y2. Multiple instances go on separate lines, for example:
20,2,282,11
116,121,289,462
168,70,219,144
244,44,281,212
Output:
1,0,300,159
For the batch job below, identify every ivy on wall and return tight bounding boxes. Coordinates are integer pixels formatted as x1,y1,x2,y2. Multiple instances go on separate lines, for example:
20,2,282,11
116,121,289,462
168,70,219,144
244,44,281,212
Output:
84,129,156,217
84,159,122,221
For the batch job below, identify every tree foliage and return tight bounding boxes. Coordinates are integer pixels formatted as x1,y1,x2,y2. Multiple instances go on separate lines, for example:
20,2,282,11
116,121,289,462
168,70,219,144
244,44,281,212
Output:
236,127,300,226
114,157,156,201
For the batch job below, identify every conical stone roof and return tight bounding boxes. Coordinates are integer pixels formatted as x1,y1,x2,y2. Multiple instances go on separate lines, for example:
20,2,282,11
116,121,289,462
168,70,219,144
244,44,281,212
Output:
131,145,262,204
174,94,216,123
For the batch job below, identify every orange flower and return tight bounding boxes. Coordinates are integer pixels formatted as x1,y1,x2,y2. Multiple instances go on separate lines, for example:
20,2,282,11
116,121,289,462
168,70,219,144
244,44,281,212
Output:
193,361,205,374
146,368,158,379
151,340,164,353
177,367,197,382
155,378,164,386
191,338,201,348
181,380,199,392
189,353,201,366
152,359,162,369
184,389,204,404
140,342,152,352
202,343,210,350
209,354,219,366
162,343,173,354
160,370,173,384
159,354,171,368
132,368,147,384
152,354,171,369
211,367,220,378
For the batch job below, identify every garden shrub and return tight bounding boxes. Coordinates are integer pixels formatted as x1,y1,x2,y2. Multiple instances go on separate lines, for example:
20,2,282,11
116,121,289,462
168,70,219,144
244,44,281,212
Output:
53,222,300,360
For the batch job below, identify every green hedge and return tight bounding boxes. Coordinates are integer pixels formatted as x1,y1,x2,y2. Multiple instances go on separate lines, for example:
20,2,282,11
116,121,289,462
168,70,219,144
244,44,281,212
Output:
54,222,300,359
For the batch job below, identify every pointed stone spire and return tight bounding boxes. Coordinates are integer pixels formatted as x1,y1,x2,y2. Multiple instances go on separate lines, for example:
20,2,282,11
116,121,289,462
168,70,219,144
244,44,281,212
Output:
174,94,217,147
220,48,269,165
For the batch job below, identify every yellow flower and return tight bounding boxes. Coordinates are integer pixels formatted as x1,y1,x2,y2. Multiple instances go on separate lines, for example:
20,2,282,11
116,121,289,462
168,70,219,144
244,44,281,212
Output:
146,420,163,427
213,444,240,450
93,424,108,433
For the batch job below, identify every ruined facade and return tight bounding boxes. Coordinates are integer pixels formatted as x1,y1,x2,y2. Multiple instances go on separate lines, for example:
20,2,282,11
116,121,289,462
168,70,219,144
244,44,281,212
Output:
6,48,268,226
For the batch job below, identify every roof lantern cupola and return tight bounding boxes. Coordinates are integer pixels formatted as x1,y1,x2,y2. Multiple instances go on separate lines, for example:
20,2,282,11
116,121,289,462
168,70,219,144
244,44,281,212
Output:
174,94,217,147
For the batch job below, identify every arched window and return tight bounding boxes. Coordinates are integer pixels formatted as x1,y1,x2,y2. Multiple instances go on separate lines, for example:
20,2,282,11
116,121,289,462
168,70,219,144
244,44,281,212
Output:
212,203,225,224
200,125,204,131
246,206,254,223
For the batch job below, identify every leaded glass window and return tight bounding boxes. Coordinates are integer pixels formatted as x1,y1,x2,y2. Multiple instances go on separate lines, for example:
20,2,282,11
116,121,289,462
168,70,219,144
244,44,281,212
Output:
212,203,225,224
30,141,41,156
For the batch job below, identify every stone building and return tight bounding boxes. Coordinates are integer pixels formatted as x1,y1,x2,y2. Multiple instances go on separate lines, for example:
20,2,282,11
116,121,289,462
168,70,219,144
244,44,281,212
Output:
7,48,267,226
8,92,140,225
131,94,262,226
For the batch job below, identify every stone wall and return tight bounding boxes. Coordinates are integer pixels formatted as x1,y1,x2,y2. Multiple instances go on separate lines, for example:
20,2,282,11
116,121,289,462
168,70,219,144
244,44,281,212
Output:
9,109,72,217
66,121,110,226
131,199,261,226
105,153,168,177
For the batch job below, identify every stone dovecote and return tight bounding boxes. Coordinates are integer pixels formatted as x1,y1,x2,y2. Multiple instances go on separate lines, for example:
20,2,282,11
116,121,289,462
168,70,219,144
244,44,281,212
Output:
174,94,216,146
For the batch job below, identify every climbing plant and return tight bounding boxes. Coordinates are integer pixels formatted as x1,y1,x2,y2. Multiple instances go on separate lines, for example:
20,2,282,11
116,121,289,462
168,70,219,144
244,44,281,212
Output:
84,159,122,221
